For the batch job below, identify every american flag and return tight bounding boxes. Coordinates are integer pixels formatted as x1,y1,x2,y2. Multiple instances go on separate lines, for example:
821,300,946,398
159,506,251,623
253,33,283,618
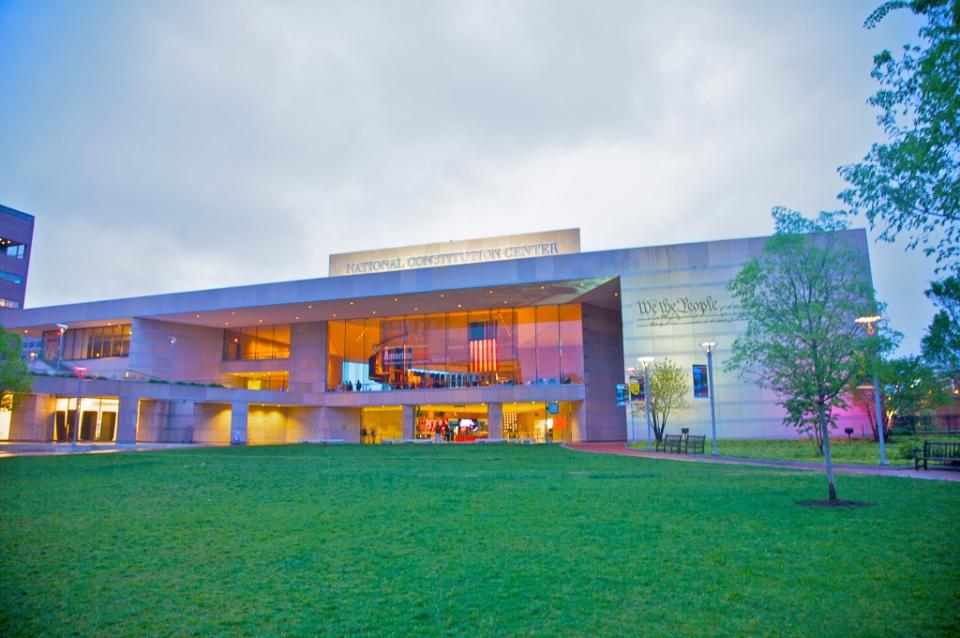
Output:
468,321,497,373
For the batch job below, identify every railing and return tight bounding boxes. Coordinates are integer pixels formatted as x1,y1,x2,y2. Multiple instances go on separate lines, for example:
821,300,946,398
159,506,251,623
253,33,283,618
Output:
892,414,960,435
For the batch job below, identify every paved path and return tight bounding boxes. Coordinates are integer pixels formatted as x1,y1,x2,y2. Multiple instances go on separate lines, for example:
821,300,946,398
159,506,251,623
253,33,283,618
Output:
565,442,960,482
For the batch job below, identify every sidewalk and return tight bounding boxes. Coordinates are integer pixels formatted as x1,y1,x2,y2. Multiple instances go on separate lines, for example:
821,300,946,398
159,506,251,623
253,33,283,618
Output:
0,442,206,458
565,442,960,482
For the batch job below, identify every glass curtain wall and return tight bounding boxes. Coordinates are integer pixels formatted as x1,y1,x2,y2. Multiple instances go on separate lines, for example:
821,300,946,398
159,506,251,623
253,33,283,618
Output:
223,324,291,360
43,325,132,361
327,304,584,391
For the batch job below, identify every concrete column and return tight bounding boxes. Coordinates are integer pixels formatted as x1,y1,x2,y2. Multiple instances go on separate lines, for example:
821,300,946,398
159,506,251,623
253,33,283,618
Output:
487,403,503,440
230,402,249,445
401,405,415,440
115,395,139,444
8,394,55,442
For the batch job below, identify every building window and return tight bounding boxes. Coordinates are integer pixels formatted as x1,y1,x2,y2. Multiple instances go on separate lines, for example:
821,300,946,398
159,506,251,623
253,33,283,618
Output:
223,371,289,391
222,324,291,361
0,298,20,308
42,324,132,361
0,271,23,284
0,237,25,259
326,304,584,392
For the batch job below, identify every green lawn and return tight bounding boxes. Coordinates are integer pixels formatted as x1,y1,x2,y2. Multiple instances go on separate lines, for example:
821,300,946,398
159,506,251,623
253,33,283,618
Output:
632,435,959,466
1,445,958,637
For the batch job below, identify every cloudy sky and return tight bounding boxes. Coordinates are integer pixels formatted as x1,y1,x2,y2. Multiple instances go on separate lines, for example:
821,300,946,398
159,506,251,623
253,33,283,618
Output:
0,0,935,354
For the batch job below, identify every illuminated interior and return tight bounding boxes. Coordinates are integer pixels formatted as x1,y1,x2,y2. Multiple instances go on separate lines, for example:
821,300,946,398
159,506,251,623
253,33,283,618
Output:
223,371,289,391
327,305,583,392
52,397,120,442
223,324,291,361
415,403,489,441
0,393,11,440
503,401,574,442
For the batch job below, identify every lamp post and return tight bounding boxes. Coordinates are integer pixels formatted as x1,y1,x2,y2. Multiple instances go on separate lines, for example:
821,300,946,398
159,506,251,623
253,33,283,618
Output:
168,337,177,381
639,356,655,450
72,366,87,446
55,323,68,372
855,314,887,466
700,341,719,456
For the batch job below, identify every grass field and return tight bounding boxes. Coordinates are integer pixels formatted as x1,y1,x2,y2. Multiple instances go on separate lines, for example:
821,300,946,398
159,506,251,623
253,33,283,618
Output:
1,444,958,637
638,435,960,466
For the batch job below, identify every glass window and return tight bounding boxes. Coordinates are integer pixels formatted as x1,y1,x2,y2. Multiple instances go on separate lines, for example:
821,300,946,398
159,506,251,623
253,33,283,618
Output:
222,324,291,361
515,307,537,385
535,306,560,384
559,304,584,383
42,325,131,361
323,304,584,393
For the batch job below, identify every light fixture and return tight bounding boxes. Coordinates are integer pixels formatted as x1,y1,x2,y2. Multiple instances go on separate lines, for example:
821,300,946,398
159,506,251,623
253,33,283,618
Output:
308,305,313,309
332,313,337,318
457,304,462,308
700,341,717,352
258,319,263,323
393,298,398,302
349,301,354,305
195,314,201,319
440,293,445,298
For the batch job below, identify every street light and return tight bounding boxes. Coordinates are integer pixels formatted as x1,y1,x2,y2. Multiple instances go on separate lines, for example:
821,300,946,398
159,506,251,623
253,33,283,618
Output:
700,341,719,456
855,315,887,465
168,336,177,381
55,323,68,372
638,356,655,450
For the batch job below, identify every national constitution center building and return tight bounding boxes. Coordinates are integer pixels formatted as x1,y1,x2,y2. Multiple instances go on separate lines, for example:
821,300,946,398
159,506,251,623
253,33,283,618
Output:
0,225,872,446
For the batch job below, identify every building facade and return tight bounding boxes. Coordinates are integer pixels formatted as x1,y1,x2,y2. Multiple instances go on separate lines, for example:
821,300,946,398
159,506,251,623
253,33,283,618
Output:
0,227,873,445
0,204,34,309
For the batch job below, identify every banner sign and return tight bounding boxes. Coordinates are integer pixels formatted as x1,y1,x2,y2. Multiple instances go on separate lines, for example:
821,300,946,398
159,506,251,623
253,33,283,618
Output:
693,364,709,398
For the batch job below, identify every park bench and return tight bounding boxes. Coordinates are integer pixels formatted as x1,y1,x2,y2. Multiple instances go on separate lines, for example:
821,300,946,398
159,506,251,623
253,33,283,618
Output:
686,435,706,455
656,434,685,453
913,440,960,470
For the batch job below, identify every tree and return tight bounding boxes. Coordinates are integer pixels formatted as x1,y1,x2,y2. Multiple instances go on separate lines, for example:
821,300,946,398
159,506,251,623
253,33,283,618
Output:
838,0,960,271
851,355,951,439
726,208,876,502
921,275,960,385
646,358,690,442
0,325,31,397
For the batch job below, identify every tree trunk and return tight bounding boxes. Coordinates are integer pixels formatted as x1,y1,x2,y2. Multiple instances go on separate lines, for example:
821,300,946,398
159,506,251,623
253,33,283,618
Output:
818,399,837,502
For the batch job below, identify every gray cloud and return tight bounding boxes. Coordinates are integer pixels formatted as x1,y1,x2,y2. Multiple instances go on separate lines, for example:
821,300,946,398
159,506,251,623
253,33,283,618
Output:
0,0,934,353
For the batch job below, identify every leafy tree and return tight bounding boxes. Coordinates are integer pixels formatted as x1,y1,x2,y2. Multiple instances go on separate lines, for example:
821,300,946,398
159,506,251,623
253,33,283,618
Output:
726,208,876,501
647,358,690,441
921,275,960,385
0,325,31,397
851,355,951,439
838,0,960,271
